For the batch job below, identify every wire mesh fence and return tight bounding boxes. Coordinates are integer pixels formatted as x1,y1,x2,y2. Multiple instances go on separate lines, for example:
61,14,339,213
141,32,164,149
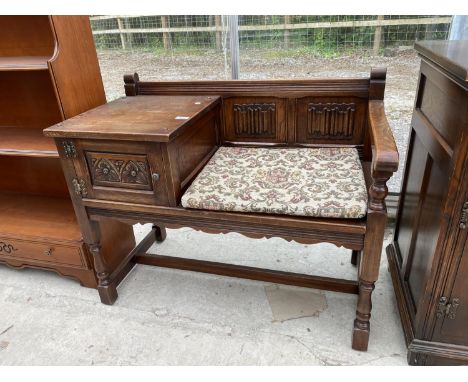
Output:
90,15,451,54
91,15,225,53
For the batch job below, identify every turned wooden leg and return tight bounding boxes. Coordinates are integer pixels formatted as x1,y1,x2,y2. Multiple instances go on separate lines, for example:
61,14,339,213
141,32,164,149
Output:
353,280,375,351
352,219,385,351
154,224,167,243
89,243,118,305
352,172,390,351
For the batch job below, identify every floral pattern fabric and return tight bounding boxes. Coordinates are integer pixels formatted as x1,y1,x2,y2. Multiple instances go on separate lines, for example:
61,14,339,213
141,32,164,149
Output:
181,146,368,219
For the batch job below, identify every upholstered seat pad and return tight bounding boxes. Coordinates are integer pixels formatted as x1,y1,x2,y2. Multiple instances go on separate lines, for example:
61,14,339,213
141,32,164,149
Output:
181,146,368,219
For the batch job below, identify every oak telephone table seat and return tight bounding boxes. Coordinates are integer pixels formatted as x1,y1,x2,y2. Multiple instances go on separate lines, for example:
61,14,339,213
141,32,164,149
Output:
43,69,398,351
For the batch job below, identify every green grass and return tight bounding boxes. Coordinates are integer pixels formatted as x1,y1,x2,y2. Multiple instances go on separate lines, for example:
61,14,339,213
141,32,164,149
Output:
96,45,382,59
255,46,367,59
133,43,222,57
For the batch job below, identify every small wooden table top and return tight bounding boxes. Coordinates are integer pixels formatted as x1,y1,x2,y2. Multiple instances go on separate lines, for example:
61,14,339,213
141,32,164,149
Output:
44,95,220,142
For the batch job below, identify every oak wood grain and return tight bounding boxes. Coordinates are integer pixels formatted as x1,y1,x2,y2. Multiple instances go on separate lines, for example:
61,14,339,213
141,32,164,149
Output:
52,68,397,352
0,16,135,289
415,40,468,83
44,95,221,142
387,40,468,365
0,16,54,57
368,100,399,174
0,126,58,157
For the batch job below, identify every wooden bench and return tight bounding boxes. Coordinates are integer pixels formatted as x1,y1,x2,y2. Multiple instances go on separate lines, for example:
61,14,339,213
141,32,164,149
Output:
44,68,398,351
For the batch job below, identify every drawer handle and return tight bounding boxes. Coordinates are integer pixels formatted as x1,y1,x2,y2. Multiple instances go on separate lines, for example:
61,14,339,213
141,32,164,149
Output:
152,173,160,182
44,248,54,257
0,241,17,254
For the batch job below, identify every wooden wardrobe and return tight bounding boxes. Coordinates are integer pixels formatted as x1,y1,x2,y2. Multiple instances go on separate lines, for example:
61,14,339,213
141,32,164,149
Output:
387,40,468,365
0,16,135,287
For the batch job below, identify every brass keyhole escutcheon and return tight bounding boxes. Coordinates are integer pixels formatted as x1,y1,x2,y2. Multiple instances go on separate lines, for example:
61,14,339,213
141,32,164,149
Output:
152,173,160,182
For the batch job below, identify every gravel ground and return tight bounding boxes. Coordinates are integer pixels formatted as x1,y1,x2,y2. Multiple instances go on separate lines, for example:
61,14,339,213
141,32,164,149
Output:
97,49,421,192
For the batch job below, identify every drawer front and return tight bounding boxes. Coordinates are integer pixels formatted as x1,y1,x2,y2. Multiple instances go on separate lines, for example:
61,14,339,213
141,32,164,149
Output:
71,140,169,206
0,237,87,268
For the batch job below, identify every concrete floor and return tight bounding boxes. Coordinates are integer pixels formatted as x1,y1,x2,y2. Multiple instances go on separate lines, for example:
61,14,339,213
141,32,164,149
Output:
0,224,408,365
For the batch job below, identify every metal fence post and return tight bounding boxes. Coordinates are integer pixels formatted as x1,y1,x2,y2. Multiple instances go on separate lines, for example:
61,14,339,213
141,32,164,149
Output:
229,15,240,79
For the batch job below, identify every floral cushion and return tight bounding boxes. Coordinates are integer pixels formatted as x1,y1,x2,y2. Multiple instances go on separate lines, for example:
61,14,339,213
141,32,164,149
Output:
181,146,368,219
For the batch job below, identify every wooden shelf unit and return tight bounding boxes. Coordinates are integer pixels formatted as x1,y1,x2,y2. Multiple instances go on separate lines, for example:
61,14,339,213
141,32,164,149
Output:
0,126,58,157
0,56,50,71
0,16,135,287
0,192,82,241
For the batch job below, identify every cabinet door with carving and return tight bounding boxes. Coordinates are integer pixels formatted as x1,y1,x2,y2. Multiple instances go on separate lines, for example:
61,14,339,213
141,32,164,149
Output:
432,206,468,347
69,139,169,206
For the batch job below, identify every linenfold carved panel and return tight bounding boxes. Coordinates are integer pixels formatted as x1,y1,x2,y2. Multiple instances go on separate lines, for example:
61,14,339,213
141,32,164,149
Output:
307,103,356,139
86,152,152,191
233,103,276,137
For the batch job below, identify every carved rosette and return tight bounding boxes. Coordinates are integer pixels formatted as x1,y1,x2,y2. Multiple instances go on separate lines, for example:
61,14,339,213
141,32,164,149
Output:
93,158,120,182
121,161,149,185
233,103,276,137
307,103,356,139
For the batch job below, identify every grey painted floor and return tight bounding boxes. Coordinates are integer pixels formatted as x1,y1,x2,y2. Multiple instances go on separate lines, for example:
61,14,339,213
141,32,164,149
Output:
0,224,407,365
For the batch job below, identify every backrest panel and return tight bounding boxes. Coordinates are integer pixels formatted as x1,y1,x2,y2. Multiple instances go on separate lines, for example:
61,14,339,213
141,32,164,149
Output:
222,96,287,144
295,96,367,146
124,71,385,158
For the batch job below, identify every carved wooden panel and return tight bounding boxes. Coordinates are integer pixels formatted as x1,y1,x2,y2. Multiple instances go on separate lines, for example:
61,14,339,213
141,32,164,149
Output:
223,97,287,144
75,140,169,206
296,97,365,145
233,103,276,137
86,152,152,191
307,102,356,139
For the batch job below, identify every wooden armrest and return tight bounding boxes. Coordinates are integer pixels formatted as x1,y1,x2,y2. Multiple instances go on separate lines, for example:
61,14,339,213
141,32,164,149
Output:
367,100,399,212
368,100,399,175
